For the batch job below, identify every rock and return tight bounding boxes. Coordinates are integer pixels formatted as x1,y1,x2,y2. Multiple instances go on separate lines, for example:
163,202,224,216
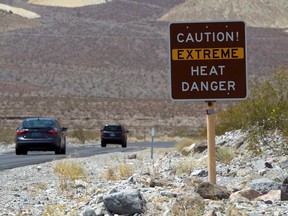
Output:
248,178,282,194
229,188,262,201
190,169,208,177
281,185,288,201
265,162,273,168
193,141,208,153
196,182,231,200
82,207,96,216
256,190,281,202
283,177,288,185
127,154,137,159
103,189,146,215
182,143,196,155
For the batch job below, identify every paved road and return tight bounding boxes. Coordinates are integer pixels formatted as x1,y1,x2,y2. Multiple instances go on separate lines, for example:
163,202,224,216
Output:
0,141,176,171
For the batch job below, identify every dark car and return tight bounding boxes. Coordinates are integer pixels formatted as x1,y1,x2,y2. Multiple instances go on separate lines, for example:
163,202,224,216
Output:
100,124,128,148
15,118,67,155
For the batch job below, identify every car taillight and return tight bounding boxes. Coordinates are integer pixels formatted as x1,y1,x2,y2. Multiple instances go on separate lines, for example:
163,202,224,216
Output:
16,129,27,135
48,128,58,135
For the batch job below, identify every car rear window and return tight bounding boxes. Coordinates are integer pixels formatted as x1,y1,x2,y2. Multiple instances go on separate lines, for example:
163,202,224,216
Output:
22,119,55,128
103,126,122,132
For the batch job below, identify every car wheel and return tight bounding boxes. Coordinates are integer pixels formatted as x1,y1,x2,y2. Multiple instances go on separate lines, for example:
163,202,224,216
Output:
122,142,127,148
55,147,61,155
60,144,66,154
15,147,22,155
101,141,106,147
60,143,66,154
16,147,27,155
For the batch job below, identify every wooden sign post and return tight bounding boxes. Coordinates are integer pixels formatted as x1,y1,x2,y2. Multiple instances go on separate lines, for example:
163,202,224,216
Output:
207,101,216,184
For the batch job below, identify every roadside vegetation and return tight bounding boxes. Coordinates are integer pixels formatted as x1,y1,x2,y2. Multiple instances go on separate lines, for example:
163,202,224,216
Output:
0,128,15,144
174,66,287,157
53,159,88,191
69,125,99,144
216,66,288,155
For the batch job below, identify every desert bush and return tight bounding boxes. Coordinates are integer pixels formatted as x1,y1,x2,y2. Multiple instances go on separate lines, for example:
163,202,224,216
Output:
53,159,88,191
101,164,134,180
70,125,99,143
217,66,288,155
118,164,133,179
175,138,194,154
43,204,65,216
70,126,85,143
171,194,205,216
101,166,118,180
216,146,235,164
175,157,205,175
0,128,15,144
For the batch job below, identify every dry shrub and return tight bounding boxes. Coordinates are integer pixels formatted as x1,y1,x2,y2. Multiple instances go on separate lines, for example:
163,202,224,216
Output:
176,157,202,175
43,204,65,216
216,146,235,164
101,164,134,180
171,193,205,216
216,66,288,156
227,204,250,216
53,159,88,190
101,166,118,181
175,138,194,154
118,164,133,179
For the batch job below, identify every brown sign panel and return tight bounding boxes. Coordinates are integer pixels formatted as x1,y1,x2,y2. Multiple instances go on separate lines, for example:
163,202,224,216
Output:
169,21,247,101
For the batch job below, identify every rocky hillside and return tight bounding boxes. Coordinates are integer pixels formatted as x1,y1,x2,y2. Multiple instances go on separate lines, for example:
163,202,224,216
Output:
0,130,287,215
0,0,287,134
0,0,287,98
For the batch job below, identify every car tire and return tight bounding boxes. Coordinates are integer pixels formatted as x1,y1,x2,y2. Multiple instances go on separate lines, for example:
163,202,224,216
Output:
15,147,22,155
60,143,66,154
122,142,127,148
16,147,27,155
101,141,106,147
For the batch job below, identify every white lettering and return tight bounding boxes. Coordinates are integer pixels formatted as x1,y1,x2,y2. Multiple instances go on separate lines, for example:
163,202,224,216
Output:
176,31,237,43
227,81,236,90
177,33,184,43
191,65,225,76
182,81,236,92
182,82,189,91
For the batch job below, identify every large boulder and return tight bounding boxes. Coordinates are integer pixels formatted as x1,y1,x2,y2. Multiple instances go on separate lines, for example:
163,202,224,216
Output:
103,189,146,215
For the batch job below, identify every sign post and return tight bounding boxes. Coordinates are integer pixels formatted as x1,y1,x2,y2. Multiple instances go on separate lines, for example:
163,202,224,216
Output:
207,101,216,183
151,128,155,160
169,21,247,184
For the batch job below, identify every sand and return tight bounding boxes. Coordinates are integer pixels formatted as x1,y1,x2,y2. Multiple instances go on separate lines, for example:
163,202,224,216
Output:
28,0,110,8
0,3,40,19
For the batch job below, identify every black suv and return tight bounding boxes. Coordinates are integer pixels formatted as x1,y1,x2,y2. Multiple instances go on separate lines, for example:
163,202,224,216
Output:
100,124,128,148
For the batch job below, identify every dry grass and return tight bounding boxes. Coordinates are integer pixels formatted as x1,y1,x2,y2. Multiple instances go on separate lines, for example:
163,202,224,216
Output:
42,204,65,216
101,163,134,181
171,194,205,216
53,159,88,191
216,146,235,164
175,157,206,175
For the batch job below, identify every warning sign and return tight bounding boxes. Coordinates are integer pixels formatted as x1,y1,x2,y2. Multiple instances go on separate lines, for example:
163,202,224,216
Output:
169,21,247,101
